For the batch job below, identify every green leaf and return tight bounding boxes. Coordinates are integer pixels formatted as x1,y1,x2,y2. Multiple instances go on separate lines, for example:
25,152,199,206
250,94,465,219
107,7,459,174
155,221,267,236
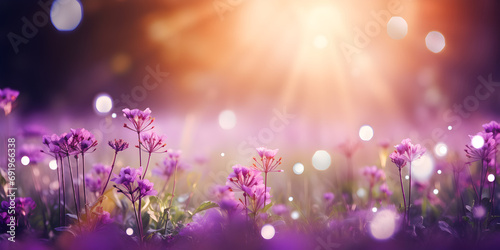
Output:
261,202,274,213
147,210,159,223
192,201,219,216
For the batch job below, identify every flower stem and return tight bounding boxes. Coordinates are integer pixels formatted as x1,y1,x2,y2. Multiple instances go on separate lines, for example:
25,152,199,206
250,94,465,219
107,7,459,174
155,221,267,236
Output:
57,156,62,227
67,155,80,220
60,157,66,226
399,168,407,226
168,160,178,209
142,152,152,180
133,199,144,242
408,161,412,224
75,155,80,211
137,132,142,167
101,151,118,196
264,172,268,207
479,160,485,202
82,153,88,215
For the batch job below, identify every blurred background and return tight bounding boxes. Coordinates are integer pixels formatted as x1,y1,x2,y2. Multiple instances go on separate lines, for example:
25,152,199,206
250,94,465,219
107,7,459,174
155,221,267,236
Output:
1,0,500,204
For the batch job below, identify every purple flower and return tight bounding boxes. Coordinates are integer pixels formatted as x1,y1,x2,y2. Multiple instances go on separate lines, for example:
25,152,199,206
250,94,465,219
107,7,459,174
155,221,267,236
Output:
71,128,98,154
465,132,497,165
483,121,500,139
323,192,335,203
226,165,263,195
19,144,45,164
1,197,36,227
91,163,111,176
395,138,426,162
251,147,283,173
152,150,189,181
389,151,407,169
108,139,129,152
85,174,102,193
0,87,19,115
122,108,154,133
272,204,289,216
380,182,393,196
112,166,157,203
247,184,271,213
111,166,143,186
362,165,386,185
137,179,158,197
139,132,168,154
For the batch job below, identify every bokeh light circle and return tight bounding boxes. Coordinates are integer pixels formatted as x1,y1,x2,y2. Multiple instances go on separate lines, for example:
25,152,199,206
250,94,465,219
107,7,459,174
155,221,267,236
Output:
471,135,485,149
49,160,58,170
387,16,408,39
261,224,276,240
50,0,83,31
21,156,30,166
412,154,435,182
359,125,374,141
218,110,237,130
425,31,445,53
94,93,113,114
370,210,397,240
488,174,495,183
434,142,448,157
312,150,331,171
293,163,305,175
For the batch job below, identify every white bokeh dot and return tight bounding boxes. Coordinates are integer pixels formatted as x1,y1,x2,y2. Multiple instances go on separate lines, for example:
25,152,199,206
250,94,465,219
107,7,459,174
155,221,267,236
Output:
94,93,113,114
218,110,237,130
50,0,83,31
425,31,445,53
359,125,374,141
293,163,305,175
49,159,58,170
261,224,275,240
312,150,331,171
387,16,408,39
471,135,485,149
21,156,30,166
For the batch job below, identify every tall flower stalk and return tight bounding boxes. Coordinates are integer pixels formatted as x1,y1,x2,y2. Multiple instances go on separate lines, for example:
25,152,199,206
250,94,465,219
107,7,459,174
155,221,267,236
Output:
251,147,282,207
70,128,98,212
391,139,425,226
123,108,155,167
390,151,407,225
483,121,500,213
101,139,129,195
138,132,168,179
112,166,157,242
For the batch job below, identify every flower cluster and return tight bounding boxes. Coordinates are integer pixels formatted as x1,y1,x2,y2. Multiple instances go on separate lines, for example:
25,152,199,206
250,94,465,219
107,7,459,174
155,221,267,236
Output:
152,149,189,182
251,147,283,174
226,165,271,214
108,139,129,152
0,87,19,115
465,131,496,165
122,108,154,133
139,132,168,154
85,164,112,193
42,129,98,157
112,166,158,202
0,197,36,233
